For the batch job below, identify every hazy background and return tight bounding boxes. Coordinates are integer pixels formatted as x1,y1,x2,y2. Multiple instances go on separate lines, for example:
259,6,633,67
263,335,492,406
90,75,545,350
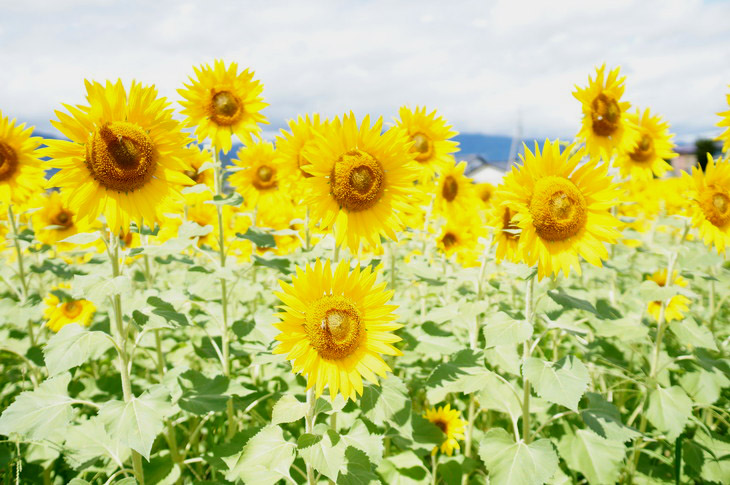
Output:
2,0,729,146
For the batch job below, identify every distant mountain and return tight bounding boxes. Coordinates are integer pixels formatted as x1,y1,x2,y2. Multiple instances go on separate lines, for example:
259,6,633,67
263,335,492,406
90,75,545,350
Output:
454,133,515,162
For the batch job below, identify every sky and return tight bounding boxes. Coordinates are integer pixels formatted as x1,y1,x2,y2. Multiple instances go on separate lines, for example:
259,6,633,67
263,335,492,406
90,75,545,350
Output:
1,0,729,144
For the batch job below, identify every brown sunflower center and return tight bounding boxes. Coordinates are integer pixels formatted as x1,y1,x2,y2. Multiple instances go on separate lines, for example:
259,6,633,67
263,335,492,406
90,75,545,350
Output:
700,185,730,227
502,207,520,240
480,187,493,203
529,176,587,241
51,210,73,229
210,90,243,126
305,295,364,360
433,420,448,433
86,122,156,192
62,301,83,319
591,93,621,137
629,133,654,162
442,175,459,202
330,149,385,212
410,132,433,162
0,141,19,182
253,164,277,190
442,232,458,249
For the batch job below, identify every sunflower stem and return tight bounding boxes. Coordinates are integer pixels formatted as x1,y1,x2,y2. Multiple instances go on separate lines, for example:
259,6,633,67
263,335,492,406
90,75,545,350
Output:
431,453,438,485
305,388,316,485
108,232,145,485
7,205,34,347
389,240,397,291
304,206,311,252
521,275,535,444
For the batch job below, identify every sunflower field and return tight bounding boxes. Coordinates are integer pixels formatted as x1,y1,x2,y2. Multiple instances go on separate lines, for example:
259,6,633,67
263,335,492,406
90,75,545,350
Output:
0,61,729,485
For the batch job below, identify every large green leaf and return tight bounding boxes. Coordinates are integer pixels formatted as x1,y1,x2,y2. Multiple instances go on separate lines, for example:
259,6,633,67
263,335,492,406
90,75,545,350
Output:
64,417,130,470
426,349,490,402
43,324,114,376
483,312,533,348
0,373,74,440
361,375,411,427
377,450,431,484
558,429,625,485
669,318,717,351
695,427,730,483
271,393,308,425
298,430,347,481
522,356,589,411
224,425,296,484
680,368,730,405
338,447,380,485
478,428,558,485
341,419,384,466
580,393,639,443
547,290,598,315
178,370,229,415
98,385,174,460
646,385,692,440
476,371,522,420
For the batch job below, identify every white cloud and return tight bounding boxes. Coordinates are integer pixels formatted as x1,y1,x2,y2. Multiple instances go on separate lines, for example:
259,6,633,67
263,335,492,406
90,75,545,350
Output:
1,0,728,141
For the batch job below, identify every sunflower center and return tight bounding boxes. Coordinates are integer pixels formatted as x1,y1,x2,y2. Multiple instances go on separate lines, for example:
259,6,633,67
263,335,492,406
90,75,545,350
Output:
330,149,385,212
591,93,621,137
253,164,277,190
629,133,654,162
62,301,83,319
433,420,448,433
306,295,364,360
442,176,458,202
502,207,520,240
411,132,433,162
700,185,730,227
51,210,73,229
529,176,587,241
0,141,18,182
480,187,492,203
442,232,458,249
86,122,156,192
209,90,244,126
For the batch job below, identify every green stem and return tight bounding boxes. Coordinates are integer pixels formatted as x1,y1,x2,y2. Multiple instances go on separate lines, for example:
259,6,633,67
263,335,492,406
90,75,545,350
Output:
7,205,34,347
109,233,145,485
522,276,535,444
304,206,311,252
389,241,397,291
431,453,438,485
305,388,316,485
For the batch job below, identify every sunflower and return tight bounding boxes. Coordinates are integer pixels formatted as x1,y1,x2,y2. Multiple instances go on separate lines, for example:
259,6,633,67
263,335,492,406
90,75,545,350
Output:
178,60,268,154
228,141,290,216
498,140,621,280
43,284,96,332
573,65,638,162
434,160,477,217
717,86,730,153
273,259,401,401
394,106,459,183
424,404,466,456
183,145,215,196
276,114,325,200
0,111,44,208
614,109,676,181
645,269,690,322
42,80,194,234
436,214,484,267
489,184,523,264
32,191,92,246
476,182,495,209
683,154,730,253
302,113,419,251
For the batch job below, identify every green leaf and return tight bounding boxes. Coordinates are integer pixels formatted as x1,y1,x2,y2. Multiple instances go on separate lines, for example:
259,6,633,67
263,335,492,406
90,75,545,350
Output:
43,323,114,376
237,228,276,248
523,356,589,411
547,290,598,315
147,296,189,327
361,375,411,427
178,370,229,415
271,393,308,425
639,280,677,303
64,417,130,470
580,393,639,442
338,447,380,485
207,192,244,207
377,450,431,485
669,318,717,351
426,349,490,402
478,428,558,485
59,231,101,245
558,429,626,485
298,430,347,481
646,386,693,440
342,419,384,466
253,254,292,274
224,425,296,485
680,368,730,405
476,371,522,420
98,385,174,460
0,373,74,440
695,427,730,483
483,312,533,348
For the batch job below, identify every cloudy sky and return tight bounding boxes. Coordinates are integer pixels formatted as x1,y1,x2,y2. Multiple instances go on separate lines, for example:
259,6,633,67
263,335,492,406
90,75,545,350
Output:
2,0,729,143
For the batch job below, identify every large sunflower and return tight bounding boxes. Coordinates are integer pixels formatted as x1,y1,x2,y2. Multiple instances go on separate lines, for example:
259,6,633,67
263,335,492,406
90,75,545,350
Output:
424,404,466,456
573,64,638,162
615,109,676,181
178,60,268,154
683,154,730,253
302,113,419,251
0,111,44,208
498,140,621,280
717,85,730,153
275,114,324,201
434,160,476,217
645,269,690,322
394,106,459,183
273,259,401,401
42,80,194,234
